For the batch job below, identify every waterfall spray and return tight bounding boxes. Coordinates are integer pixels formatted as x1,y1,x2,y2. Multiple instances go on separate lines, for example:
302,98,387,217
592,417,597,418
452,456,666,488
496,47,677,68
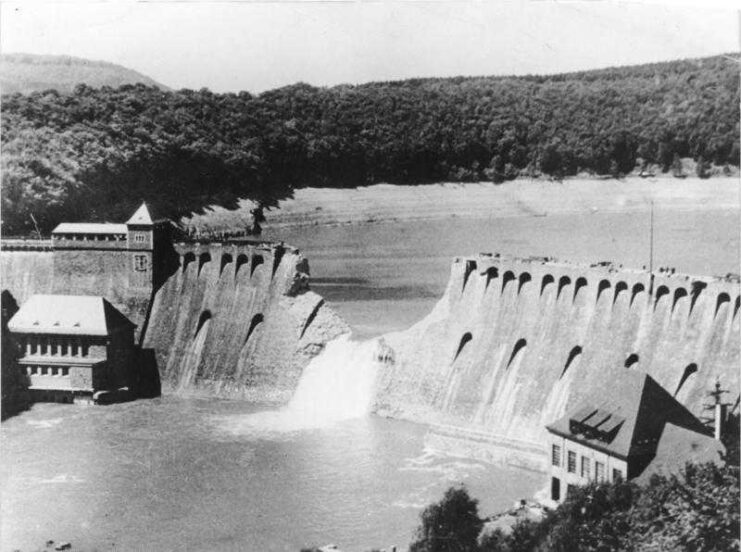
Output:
217,334,390,434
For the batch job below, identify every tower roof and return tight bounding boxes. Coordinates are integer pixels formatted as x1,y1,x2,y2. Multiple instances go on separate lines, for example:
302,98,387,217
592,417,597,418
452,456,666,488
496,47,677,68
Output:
126,202,155,225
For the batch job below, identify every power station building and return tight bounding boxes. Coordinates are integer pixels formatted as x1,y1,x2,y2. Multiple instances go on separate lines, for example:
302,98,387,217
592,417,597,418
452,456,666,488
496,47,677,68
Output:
546,371,724,503
7,294,137,403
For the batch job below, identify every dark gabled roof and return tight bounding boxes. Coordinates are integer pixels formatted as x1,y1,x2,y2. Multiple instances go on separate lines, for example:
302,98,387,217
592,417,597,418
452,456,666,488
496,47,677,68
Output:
7,295,135,336
546,370,712,460
637,423,725,483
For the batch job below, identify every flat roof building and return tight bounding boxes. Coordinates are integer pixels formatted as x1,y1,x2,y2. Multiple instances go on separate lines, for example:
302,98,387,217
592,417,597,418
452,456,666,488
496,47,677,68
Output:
545,371,724,503
7,294,137,404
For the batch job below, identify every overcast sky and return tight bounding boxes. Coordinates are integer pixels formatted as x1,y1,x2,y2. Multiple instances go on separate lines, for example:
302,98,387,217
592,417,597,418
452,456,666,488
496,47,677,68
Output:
1,1,738,93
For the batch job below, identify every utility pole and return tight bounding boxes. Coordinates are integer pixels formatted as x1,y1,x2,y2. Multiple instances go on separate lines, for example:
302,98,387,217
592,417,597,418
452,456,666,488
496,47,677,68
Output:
704,379,729,441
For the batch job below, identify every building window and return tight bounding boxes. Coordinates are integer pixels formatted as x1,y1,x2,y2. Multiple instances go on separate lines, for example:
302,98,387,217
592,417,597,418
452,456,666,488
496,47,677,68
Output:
581,456,590,479
551,444,561,467
566,484,578,498
551,477,561,501
595,461,605,482
134,255,148,271
134,233,146,243
567,450,577,473
61,367,69,376
612,469,623,482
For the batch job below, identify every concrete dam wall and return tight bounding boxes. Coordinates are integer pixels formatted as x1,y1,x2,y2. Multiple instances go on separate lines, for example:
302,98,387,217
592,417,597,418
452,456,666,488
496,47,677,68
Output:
1,241,348,403
375,254,740,469
142,242,349,402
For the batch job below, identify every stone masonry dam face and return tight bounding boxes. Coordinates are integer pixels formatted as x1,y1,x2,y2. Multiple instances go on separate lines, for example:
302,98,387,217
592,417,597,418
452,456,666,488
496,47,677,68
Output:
142,242,349,401
375,254,740,467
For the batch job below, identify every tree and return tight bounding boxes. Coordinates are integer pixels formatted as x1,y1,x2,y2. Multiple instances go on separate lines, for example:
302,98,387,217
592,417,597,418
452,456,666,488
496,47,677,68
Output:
410,486,483,552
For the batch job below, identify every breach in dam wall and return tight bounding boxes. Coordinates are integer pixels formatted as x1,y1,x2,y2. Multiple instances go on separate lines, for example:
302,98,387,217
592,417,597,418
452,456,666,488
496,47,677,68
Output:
375,254,740,470
142,242,349,402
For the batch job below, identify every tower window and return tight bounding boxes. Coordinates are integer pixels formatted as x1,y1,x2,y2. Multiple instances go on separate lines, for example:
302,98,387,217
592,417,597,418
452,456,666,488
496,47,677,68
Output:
134,233,147,243
134,255,148,271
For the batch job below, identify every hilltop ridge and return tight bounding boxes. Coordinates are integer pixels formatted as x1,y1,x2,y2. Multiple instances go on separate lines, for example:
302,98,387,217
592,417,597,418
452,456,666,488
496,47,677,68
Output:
0,53,168,94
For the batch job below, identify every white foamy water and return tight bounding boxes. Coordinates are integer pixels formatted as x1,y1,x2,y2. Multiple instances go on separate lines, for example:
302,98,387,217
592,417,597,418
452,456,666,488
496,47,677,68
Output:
216,334,383,434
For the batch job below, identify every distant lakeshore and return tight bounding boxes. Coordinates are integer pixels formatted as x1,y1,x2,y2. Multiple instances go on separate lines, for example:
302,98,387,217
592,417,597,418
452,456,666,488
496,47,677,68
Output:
181,176,741,234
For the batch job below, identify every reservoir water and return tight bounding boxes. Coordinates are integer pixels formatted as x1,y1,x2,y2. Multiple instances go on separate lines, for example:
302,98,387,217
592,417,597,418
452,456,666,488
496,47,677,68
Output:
2,207,739,551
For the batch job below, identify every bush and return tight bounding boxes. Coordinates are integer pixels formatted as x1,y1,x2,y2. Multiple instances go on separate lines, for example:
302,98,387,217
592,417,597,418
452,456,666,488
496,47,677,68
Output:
410,486,483,552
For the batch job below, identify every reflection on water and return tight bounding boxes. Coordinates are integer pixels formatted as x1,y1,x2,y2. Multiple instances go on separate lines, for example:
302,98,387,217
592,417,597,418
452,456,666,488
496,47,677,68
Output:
1,399,543,552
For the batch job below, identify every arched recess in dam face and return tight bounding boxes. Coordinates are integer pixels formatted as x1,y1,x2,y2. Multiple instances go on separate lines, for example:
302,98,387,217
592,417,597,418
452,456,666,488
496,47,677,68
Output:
507,338,527,369
630,283,645,306
557,276,571,300
198,252,212,276
518,272,532,294
573,277,587,302
182,252,196,273
235,254,249,280
624,353,640,369
454,332,473,362
220,253,233,277
675,363,698,396
251,254,264,278
502,271,516,294
541,274,554,296
485,267,499,291
715,292,731,319
463,260,477,291
562,346,583,378
597,279,611,303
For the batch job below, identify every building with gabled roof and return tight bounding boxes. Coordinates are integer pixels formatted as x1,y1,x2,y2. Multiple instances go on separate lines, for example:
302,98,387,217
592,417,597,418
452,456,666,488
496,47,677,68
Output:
545,370,724,503
7,294,137,403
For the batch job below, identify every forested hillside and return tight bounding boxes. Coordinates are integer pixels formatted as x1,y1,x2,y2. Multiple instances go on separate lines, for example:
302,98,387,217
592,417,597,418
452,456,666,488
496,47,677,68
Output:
2,54,738,235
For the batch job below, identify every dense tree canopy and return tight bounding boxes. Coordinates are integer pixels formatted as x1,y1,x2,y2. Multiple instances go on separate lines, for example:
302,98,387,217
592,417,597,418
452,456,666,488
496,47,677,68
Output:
2,54,738,234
